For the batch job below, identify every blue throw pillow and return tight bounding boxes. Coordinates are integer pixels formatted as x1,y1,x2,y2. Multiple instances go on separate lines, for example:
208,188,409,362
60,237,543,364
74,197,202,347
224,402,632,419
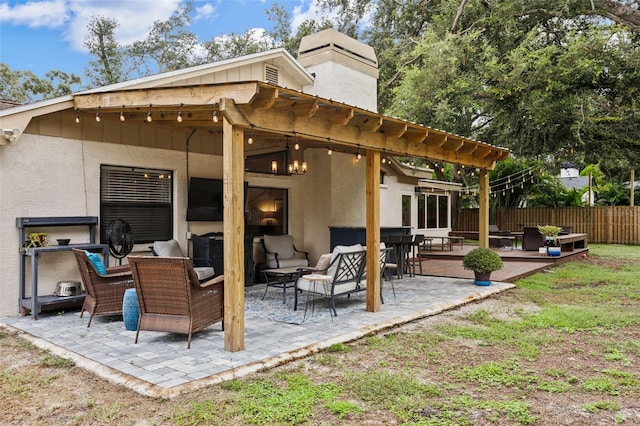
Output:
85,251,107,275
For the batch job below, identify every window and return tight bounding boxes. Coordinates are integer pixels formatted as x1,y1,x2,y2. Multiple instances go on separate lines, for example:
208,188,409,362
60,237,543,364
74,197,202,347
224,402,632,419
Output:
402,195,411,227
417,194,426,229
245,187,288,236
425,194,449,229
100,165,173,244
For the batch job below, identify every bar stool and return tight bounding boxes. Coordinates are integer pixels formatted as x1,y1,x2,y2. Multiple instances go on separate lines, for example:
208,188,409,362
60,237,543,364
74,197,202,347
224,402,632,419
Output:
400,234,414,277
385,235,404,279
408,234,425,276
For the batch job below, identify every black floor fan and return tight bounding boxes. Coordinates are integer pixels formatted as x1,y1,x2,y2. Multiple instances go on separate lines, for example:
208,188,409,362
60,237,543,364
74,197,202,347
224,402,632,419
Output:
106,219,134,265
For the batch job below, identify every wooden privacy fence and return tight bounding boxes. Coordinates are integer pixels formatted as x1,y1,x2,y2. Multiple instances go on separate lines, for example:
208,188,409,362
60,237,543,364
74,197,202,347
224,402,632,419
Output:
455,207,640,245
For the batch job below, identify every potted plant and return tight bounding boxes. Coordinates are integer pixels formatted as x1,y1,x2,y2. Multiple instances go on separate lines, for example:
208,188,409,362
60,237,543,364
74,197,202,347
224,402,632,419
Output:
537,225,562,256
462,247,504,286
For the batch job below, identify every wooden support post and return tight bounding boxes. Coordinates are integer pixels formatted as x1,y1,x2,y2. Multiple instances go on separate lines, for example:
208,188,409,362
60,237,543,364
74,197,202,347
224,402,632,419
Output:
365,149,381,312
478,169,489,248
222,114,245,352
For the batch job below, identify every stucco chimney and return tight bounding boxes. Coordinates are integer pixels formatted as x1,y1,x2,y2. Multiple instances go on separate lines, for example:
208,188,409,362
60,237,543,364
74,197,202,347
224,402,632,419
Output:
298,29,379,112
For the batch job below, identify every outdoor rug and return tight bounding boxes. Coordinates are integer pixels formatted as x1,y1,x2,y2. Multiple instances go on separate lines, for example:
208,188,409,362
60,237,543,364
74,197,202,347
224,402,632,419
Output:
245,282,405,325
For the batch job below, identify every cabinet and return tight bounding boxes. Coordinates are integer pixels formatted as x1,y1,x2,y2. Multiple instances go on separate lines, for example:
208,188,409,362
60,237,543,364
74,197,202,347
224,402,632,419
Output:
17,217,109,319
192,233,254,286
329,226,411,250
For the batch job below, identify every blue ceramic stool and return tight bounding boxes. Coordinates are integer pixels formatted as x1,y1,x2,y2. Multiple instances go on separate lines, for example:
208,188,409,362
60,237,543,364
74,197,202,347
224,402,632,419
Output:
122,288,139,331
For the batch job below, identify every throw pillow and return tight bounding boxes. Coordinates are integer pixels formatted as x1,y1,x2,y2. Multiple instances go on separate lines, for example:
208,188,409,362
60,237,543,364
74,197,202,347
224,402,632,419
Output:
314,254,332,272
85,251,107,275
153,239,185,257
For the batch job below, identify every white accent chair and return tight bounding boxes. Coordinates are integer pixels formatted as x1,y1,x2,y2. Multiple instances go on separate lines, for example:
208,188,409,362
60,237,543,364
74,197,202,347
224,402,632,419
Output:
262,235,309,269
294,244,366,316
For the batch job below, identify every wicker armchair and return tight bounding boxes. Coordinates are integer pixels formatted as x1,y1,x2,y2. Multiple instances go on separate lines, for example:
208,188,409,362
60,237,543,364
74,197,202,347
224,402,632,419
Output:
128,256,224,349
72,249,134,327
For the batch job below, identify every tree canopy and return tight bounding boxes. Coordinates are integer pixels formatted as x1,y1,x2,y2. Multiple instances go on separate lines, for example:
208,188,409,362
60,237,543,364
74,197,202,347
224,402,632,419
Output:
2,0,639,196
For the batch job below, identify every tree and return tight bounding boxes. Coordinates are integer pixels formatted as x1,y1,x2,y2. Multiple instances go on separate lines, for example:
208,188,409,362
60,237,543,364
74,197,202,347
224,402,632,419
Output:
363,0,640,182
83,16,128,87
0,63,80,103
127,1,201,75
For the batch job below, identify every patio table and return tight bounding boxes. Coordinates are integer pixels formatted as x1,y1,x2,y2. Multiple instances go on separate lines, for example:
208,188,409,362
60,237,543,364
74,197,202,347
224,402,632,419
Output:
262,267,302,304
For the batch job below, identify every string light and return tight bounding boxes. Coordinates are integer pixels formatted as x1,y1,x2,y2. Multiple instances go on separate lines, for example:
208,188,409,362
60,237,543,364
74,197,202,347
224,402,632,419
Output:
74,109,80,124
95,106,101,122
146,104,152,122
327,138,332,156
119,108,125,122
177,103,183,122
212,110,218,123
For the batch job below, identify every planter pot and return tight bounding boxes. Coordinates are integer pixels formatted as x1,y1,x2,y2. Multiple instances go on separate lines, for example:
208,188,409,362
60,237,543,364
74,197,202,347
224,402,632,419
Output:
473,271,492,286
538,247,547,256
548,246,561,257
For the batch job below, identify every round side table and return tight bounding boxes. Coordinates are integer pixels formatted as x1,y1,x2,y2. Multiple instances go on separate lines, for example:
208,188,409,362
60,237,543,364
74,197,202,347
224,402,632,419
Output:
302,274,333,320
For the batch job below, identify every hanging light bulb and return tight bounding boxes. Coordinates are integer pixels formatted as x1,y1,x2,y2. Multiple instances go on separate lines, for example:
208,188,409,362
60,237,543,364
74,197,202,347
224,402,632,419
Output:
146,104,152,122
177,104,183,122
95,107,101,122
356,152,361,161
294,134,299,150
120,111,125,122
212,110,219,123
382,157,386,164
74,110,80,124
328,146,333,156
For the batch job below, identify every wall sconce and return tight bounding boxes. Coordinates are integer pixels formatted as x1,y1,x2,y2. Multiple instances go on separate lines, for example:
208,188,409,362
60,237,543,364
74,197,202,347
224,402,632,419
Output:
271,160,278,174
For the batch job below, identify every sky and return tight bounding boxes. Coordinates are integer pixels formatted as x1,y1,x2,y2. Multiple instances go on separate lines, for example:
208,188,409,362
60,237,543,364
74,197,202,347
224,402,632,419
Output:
0,0,326,79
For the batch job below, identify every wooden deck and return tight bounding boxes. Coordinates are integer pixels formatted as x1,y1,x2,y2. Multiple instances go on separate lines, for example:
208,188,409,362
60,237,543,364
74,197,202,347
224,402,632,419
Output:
413,243,588,283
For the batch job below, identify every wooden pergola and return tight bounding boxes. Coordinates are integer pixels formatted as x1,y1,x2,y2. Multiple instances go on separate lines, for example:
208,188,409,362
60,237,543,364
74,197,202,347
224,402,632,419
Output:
73,81,509,352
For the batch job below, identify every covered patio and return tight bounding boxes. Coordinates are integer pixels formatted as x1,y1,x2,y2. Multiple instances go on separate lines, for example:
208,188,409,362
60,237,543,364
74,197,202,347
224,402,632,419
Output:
69,81,510,352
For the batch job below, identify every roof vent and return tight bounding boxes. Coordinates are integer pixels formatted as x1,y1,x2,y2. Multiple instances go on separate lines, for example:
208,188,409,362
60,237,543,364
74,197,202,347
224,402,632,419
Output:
265,65,279,85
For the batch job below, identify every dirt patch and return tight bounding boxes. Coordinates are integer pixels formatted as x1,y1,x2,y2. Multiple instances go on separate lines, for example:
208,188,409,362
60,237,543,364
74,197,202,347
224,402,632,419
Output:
1,254,639,425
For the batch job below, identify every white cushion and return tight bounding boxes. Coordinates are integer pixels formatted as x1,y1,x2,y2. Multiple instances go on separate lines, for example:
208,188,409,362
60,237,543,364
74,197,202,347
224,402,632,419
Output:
194,266,215,281
297,274,333,295
263,235,309,268
153,239,185,257
267,258,309,269
327,244,364,278
263,235,295,259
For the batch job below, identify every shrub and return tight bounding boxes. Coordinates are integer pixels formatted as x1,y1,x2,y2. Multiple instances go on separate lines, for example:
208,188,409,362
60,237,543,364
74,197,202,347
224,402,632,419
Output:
462,248,504,273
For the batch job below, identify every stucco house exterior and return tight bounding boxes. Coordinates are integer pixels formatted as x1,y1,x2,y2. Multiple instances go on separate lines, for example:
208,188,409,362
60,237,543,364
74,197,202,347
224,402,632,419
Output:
0,29,508,350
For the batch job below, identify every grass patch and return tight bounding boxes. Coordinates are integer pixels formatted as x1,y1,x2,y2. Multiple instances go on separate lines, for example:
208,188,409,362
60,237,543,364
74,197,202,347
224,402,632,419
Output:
42,355,74,368
323,342,350,353
177,374,342,425
325,400,363,418
582,400,621,412
405,394,536,425
342,369,441,407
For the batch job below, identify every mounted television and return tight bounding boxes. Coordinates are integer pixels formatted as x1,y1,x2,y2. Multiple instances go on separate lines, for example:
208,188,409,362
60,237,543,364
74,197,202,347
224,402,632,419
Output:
186,177,249,222
187,177,224,221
